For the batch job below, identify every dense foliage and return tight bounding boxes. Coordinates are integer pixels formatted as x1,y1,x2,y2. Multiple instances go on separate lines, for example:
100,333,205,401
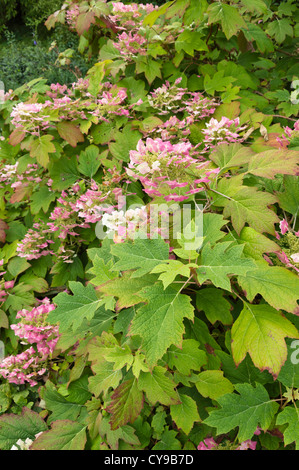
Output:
0,0,299,451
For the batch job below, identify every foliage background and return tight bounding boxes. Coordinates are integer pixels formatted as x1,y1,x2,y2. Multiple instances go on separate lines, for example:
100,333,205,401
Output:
0,0,298,452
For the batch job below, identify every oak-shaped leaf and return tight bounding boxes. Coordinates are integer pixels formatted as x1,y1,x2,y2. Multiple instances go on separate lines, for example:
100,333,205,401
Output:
49,281,103,332
196,241,256,291
31,420,87,450
204,383,279,442
238,263,299,314
111,237,170,278
0,407,47,450
106,378,144,430
232,302,299,377
130,283,194,366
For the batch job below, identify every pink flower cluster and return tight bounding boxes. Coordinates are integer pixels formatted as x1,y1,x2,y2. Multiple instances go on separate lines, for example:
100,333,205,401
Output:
66,4,80,30
148,79,188,115
126,137,219,202
271,219,299,274
11,102,48,136
202,117,247,150
154,115,194,142
0,299,59,386
110,2,158,30
276,120,299,148
11,299,59,356
0,162,43,193
197,437,256,451
0,347,46,387
16,223,55,261
10,81,132,137
112,2,156,16
148,78,219,121
113,31,147,59
0,279,15,304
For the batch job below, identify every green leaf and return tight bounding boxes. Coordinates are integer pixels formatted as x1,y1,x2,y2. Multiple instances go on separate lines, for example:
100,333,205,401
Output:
243,23,274,53
3,283,35,312
143,2,174,26
87,60,112,96
278,339,299,389
99,416,140,450
87,333,123,397
89,362,122,398
76,10,95,35
276,406,299,450
167,339,207,375
239,0,268,15
152,430,181,450
211,175,279,235
195,370,235,400
204,383,279,442
88,256,118,287
135,57,162,85
31,421,86,450
138,366,180,406
30,185,57,214
107,379,144,430
196,287,233,324
29,135,56,167
98,271,155,311
43,381,85,424
130,283,194,366
238,264,299,314
246,150,299,179
266,19,293,44
132,352,149,379
227,227,280,261
202,213,227,248
0,408,47,450
111,238,170,278
109,126,142,161
151,260,196,289
175,31,208,56
170,392,200,435
216,350,273,386
207,3,247,39
196,242,256,291
204,70,236,96
7,257,30,277
277,175,299,215
49,281,103,332
104,344,134,371
232,303,299,377
78,145,102,177
209,143,255,172
49,154,79,191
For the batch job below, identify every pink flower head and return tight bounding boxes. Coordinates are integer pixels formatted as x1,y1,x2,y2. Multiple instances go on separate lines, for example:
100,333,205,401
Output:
197,438,217,450
279,219,289,235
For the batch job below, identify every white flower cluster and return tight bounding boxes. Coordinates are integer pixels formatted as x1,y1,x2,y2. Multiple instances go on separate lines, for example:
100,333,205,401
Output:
10,432,43,450
102,207,147,239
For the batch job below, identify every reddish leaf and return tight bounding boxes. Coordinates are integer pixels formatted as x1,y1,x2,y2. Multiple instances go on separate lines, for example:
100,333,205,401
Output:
76,11,96,35
0,220,8,244
10,184,32,204
57,121,85,147
9,128,26,146
106,379,144,430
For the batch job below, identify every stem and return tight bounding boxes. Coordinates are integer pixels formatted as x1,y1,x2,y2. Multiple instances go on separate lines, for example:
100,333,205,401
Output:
270,115,297,122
